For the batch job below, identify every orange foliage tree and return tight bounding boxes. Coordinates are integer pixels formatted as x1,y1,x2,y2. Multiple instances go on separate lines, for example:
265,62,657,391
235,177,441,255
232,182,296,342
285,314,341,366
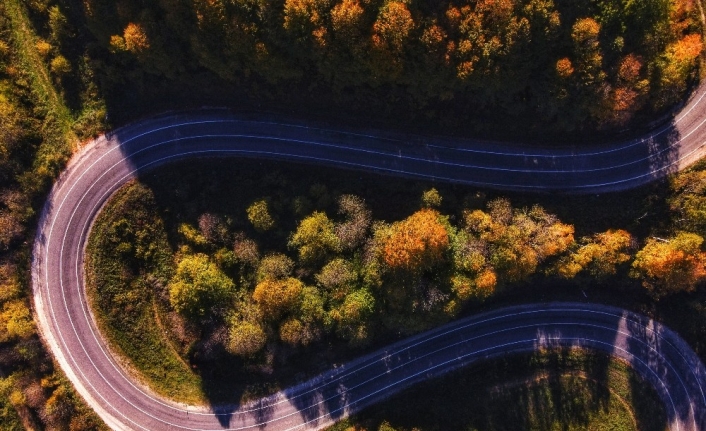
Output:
253,277,304,318
372,1,414,53
123,22,150,53
382,209,450,271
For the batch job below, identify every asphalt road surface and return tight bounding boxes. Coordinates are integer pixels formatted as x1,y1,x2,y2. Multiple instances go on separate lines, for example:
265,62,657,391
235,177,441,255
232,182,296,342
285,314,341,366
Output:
32,84,706,430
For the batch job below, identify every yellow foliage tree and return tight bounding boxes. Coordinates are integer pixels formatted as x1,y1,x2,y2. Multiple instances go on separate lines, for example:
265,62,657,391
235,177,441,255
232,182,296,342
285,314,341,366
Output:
247,199,276,232
631,232,706,296
253,277,304,318
331,0,364,41
0,300,35,342
289,211,340,263
463,199,574,283
556,229,633,279
226,319,266,357
657,33,703,106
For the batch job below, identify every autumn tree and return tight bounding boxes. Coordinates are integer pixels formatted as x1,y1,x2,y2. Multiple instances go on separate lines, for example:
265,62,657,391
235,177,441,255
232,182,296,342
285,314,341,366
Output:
233,234,261,268
168,253,235,318
289,211,341,263
464,199,574,283
421,188,442,208
656,33,703,108
283,0,331,49
0,300,35,342
382,209,450,271
335,194,371,250
123,22,150,53
631,232,706,296
256,253,294,282
330,288,375,343
253,277,304,318
247,199,276,232
331,0,365,43
451,230,497,301
198,213,228,244
372,1,414,54
227,319,267,356
316,258,356,299
571,17,605,89
556,229,634,279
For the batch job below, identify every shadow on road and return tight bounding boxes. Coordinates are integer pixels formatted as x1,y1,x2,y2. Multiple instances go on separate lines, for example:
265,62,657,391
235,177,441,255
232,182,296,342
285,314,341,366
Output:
645,125,682,182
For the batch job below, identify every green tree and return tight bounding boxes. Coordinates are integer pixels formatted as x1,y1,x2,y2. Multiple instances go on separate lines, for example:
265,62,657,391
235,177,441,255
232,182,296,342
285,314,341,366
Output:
421,188,442,208
669,166,706,232
279,317,320,346
48,6,71,44
330,288,375,343
168,253,235,318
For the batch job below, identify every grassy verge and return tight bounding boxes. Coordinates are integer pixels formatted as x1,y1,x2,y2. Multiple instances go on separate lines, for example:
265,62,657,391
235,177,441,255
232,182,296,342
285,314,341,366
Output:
326,348,667,431
4,0,74,143
85,181,205,404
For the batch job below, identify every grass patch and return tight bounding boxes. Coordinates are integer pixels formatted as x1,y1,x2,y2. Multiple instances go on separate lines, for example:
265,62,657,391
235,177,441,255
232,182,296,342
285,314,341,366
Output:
85,181,205,404
326,348,667,431
4,0,74,143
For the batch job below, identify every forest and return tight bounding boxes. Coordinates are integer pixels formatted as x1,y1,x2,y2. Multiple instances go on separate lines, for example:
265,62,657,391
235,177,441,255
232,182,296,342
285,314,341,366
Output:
14,0,706,137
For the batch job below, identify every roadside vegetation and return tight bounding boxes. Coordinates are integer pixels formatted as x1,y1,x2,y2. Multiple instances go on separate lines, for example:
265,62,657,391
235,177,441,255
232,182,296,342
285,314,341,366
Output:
23,0,706,140
325,349,667,431
85,154,706,407
0,0,108,429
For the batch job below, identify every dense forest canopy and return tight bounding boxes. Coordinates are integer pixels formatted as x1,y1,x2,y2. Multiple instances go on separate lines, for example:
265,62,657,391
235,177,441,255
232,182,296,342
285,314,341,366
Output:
20,0,706,137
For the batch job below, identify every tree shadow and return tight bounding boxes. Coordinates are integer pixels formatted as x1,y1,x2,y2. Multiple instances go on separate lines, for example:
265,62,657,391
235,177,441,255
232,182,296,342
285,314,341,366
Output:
617,310,696,431
644,125,682,183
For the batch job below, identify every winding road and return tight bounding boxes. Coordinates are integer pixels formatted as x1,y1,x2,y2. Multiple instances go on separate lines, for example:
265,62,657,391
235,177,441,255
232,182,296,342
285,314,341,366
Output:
32,81,706,431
